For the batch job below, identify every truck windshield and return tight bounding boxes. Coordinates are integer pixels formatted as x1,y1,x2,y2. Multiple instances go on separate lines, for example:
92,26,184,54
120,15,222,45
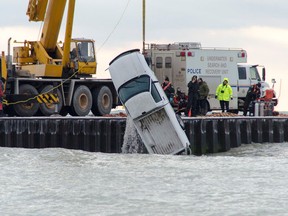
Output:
118,75,150,103
250,67,261,81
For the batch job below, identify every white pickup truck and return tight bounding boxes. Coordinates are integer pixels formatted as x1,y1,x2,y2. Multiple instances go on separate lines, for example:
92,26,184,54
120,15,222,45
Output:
109,49,190,155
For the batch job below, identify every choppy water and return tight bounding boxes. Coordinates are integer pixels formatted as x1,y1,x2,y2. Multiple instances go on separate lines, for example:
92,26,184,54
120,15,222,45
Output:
1,143,288,216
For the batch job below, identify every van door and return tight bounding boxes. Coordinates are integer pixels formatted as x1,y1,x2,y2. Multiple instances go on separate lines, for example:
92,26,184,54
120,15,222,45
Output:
153,53,173,84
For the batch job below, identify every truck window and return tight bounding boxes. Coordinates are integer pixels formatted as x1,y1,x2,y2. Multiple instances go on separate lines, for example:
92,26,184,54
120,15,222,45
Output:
118,75,150,103
151,82,162,103
165,57,172,68
250,67,261,80
156,57,163,68
238,67,247,80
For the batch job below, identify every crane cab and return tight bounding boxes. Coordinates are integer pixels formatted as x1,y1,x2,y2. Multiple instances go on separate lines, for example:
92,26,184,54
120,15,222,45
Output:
69,38,97,75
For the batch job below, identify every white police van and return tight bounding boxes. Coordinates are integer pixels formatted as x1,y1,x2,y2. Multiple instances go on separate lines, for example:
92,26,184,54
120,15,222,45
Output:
109,49,190,155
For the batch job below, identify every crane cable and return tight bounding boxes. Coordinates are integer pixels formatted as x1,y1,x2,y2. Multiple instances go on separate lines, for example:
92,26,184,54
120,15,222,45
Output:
96,0,131,53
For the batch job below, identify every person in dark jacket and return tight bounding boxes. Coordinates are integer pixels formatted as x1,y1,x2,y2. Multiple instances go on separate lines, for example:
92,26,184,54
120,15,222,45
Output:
198,78,210,115
161,76,175,103
185,75,199,116
243,82,261,116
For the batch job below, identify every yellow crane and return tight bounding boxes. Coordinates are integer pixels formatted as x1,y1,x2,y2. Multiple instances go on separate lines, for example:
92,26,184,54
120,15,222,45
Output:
0,0,117,117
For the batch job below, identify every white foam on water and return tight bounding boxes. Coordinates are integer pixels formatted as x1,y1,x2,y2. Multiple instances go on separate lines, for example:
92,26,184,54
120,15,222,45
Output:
122,116,146,154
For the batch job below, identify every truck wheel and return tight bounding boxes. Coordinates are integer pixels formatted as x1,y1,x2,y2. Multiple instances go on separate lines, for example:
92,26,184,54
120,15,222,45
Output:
70,85,92,116
91,86,113,116
39,85,63,116
14,84,40,116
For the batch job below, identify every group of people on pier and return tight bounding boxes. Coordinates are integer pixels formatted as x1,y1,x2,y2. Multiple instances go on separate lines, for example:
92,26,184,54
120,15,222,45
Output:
162,75,262,117
161,76,210,117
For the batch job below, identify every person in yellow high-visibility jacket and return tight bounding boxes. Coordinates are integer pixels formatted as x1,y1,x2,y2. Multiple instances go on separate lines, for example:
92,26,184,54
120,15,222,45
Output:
215,78,233,112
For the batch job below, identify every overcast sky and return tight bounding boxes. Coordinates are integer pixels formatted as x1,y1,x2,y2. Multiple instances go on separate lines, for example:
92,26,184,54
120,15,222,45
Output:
1,0,288,111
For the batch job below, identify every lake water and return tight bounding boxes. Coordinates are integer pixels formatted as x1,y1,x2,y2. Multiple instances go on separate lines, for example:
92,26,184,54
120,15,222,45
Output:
1,142,288,216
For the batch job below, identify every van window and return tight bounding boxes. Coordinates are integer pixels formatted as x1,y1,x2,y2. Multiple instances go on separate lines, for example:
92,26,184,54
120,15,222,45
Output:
165,57,172,68
156,57,163,68
118,75,150,103
238,67,246,80
250,67,261,80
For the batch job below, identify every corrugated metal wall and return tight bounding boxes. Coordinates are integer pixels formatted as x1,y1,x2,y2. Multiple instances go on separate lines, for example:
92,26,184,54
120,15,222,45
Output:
0,117,288,155
183,117,288,155
0,117,126,153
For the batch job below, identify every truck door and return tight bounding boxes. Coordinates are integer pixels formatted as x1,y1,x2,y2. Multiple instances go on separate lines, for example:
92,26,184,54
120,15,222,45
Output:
238,65,260,98
237,66,249,98
153,53,173,84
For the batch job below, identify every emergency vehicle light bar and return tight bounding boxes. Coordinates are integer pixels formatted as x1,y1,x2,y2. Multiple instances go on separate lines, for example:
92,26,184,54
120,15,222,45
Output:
238,51,246,58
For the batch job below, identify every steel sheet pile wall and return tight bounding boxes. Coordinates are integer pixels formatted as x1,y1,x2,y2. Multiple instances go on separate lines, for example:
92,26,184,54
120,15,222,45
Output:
184,117,288,155
0,117,288,155
0,117,126,153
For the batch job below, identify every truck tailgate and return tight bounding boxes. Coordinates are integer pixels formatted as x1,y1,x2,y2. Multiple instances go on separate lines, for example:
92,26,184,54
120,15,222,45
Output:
134,108,187,155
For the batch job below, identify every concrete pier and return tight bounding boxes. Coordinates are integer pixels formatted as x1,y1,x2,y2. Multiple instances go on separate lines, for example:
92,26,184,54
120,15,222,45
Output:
0,116,287,155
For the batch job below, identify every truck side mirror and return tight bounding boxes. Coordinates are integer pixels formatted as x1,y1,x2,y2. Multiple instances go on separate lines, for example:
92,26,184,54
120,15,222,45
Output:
262,68,266,81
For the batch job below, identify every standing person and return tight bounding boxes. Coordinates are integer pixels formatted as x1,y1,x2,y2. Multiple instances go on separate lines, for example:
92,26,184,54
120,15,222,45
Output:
198,78,210,115
161,76,175,103
243,82,261,116
0,77,5,116
215,78,233,112
185,75,199,117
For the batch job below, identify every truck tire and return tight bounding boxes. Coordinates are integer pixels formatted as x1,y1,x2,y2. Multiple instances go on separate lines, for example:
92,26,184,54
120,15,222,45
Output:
91,86,113,116
14,84,40,116
39,85,63,116
70,85,92,116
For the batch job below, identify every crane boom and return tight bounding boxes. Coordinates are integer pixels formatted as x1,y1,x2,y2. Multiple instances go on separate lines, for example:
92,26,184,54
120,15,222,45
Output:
27,0,48,22
27,0,68,53
40,0,66,52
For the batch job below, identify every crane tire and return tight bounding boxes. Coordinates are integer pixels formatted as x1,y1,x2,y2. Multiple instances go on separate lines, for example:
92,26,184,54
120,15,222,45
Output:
14,84,40,117
38,85,63,116
91,86,113,116
70,85,92,116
